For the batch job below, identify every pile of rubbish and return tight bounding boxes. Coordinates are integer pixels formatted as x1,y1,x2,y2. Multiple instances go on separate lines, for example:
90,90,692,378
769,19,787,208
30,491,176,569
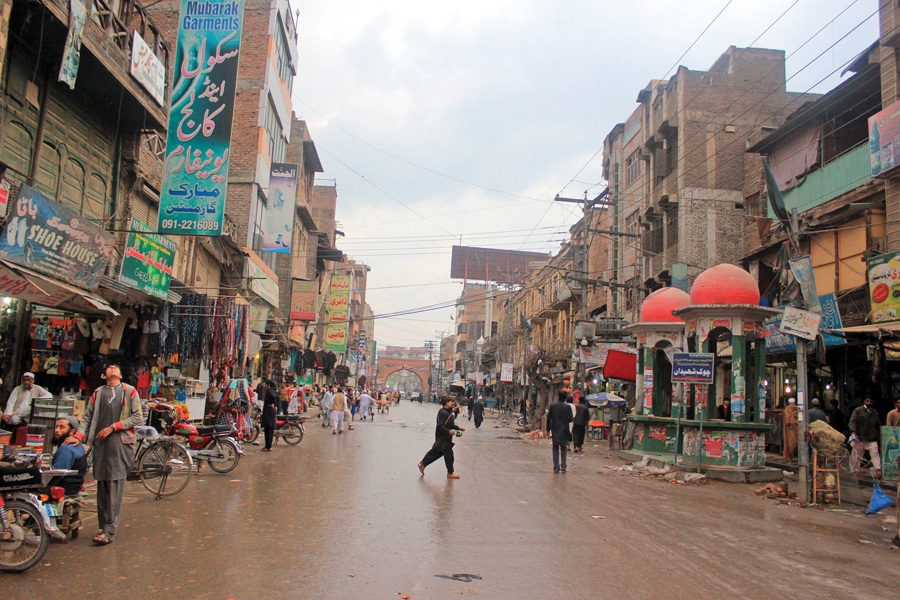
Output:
604,456,707,484
522,430,550,440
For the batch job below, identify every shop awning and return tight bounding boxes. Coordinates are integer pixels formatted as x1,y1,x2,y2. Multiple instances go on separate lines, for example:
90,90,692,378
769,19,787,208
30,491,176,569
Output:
825,322,900,334
0,260,118,316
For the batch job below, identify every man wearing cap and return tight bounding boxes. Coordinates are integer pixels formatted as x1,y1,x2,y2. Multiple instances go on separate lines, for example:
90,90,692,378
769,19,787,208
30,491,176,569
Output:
51,416,87,497
2,372,52,429
64,365,142,545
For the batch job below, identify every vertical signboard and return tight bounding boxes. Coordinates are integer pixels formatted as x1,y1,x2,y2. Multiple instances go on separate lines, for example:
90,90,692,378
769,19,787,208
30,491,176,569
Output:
325,274,350,352
158,0,245,235
869,98,900,179
130,31,166,106
867,248,900,323
262,163,298,252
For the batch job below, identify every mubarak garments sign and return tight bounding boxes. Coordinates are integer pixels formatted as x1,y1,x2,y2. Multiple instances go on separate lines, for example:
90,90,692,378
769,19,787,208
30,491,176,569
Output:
158,0,245,235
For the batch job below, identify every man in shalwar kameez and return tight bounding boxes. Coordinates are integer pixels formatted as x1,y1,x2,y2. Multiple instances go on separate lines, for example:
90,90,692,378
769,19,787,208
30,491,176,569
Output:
67,365,143,545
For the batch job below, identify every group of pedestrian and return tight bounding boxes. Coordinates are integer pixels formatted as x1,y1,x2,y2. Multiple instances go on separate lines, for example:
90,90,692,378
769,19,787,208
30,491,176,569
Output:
546,391,593,473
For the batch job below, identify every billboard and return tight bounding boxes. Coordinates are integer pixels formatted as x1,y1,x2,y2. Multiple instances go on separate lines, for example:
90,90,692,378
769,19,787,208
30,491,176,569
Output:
290,280,317,320
867,249,900,323
0,185,115,291
262,163,298,252
118,218,176,299
869,98,900,179
450,246,549,284
158,0,245,235
245,249,279,308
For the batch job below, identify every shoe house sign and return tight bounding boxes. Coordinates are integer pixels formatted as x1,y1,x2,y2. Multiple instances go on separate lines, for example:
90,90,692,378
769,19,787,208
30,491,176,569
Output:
0,185,115,291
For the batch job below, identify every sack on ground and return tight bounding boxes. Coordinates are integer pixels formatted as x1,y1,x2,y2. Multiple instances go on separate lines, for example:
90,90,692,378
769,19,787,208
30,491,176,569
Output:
808,420,845,455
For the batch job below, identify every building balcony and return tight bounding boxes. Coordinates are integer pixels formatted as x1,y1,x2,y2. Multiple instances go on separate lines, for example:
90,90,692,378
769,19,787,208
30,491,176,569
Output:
36,0,170,131
775,143,872,216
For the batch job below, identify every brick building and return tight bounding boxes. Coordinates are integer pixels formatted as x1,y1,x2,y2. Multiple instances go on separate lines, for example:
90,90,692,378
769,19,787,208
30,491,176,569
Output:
600,46,818,322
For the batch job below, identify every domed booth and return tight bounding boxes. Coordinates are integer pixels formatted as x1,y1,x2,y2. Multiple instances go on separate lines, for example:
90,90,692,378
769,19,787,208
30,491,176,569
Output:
625,287,691,418
623,265,780,482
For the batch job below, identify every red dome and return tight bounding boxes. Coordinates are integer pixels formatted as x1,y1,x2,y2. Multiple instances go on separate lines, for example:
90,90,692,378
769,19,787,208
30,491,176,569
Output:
689,264,760,305
640,287,691,322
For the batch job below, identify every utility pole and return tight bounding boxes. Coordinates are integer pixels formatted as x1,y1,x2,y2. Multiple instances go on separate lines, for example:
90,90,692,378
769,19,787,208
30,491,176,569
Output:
790,207,810,504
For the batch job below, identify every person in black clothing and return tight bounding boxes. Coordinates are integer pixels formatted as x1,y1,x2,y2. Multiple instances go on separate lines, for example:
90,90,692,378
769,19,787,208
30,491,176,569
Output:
572,398,590,452
261,379,278,451
418,397,465,479
828,399,846,434
473,396,485,429
716,399,731,421
467,396,474,421
547,391,573,473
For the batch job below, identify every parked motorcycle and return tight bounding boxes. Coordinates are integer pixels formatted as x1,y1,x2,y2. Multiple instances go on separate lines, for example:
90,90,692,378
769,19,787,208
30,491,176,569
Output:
167,420,244,473
0,454,74,572
271,414,306,445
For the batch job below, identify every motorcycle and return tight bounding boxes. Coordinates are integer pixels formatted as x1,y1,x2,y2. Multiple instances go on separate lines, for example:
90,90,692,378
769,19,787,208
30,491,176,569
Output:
0,453,74,572
270,414,306,445
167,420,244,473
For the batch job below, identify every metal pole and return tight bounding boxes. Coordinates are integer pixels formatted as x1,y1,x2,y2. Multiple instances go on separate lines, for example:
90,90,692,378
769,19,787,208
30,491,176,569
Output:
797,338,810,503
696,384,705,474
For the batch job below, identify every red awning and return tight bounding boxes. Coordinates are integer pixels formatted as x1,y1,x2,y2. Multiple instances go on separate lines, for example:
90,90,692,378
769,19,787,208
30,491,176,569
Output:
603,349,636,382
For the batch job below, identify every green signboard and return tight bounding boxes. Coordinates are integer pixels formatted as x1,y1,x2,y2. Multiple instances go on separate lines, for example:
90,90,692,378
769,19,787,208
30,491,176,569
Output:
157,0,245,235
119,218,176,299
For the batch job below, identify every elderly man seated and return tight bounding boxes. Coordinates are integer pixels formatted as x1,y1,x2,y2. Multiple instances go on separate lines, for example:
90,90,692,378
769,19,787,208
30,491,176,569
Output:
51,416,87,497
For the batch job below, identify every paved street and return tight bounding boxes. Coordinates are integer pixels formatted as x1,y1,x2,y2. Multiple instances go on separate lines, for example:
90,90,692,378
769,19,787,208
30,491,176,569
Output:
6,401,898,599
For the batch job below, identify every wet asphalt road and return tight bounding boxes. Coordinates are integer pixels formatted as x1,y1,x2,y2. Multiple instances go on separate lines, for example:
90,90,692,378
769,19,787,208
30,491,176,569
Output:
4,401,898,599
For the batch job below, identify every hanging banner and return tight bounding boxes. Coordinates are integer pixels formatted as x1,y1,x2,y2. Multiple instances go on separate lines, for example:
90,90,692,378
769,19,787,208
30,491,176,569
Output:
290,280,318,320
869,99,900,178
158,0,245,235
788,255,821,313
58,0,88,89
0,185,115,291
500,362,513,382
248,304,268,333
262,163,298,252
118,218,176,299
130,31,166,106
764,293,845,352
324,322,348,352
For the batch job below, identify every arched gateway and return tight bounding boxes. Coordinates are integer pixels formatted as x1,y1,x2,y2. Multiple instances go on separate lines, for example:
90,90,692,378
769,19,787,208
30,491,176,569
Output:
375,358,430,396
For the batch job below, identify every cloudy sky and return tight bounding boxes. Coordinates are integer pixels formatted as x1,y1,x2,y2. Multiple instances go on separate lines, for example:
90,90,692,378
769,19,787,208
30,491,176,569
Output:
290,0,879,348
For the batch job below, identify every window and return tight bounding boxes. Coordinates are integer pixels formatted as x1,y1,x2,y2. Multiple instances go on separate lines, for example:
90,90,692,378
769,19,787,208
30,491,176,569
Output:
625,212,639,237
265,97,285,163
625,151,640,186
666,209,678,249
274,16,294,93
252,190,266,255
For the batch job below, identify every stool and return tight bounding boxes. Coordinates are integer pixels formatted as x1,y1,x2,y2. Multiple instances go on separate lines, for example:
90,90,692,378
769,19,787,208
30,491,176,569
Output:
58,499,84,543
812,449,841,505
588,420,605,441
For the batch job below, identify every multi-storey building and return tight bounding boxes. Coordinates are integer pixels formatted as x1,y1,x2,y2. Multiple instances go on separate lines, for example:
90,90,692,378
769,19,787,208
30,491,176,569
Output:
601,47,818,322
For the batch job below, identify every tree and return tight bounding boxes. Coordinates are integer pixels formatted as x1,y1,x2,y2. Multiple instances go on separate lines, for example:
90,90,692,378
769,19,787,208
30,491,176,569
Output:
523,346,551,431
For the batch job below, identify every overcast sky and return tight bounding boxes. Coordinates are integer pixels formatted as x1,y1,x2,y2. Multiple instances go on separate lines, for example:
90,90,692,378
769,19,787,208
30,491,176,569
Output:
290,0,879,348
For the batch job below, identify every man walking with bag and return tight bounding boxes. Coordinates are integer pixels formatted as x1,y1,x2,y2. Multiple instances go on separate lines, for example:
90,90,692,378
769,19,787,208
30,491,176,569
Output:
418,397,465,479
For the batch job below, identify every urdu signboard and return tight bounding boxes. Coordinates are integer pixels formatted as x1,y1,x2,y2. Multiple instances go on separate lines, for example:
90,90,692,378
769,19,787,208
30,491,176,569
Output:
157,0,245,235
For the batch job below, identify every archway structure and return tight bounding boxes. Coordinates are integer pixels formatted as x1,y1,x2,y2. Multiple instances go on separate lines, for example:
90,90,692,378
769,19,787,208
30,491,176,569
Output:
375,358,430,396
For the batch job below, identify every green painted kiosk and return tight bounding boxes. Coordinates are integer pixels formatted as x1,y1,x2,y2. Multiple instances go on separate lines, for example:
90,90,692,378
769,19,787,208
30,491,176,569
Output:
623,264,781,482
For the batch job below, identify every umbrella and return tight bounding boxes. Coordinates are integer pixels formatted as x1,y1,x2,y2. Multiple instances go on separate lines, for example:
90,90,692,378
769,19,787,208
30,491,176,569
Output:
586,392,626,407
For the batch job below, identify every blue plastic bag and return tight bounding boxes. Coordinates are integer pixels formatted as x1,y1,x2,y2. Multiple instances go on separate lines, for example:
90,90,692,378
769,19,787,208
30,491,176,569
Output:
865,481,895,515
